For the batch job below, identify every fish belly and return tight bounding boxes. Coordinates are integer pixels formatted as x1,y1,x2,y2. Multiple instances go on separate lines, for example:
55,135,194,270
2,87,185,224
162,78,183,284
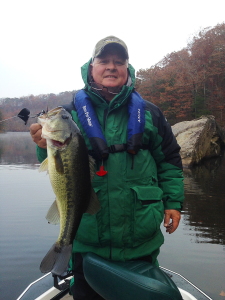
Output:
48,134,92,247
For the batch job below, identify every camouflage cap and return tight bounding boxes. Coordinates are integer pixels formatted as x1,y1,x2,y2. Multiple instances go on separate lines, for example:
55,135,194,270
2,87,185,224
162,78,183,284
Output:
92,36,129,61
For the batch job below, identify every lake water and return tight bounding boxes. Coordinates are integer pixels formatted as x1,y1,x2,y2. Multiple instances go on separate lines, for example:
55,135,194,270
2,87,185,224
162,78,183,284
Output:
0,132,224,300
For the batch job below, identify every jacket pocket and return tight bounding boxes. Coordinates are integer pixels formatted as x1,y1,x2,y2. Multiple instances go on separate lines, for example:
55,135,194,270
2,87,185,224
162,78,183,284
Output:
75,188,101,246
131,186,164,247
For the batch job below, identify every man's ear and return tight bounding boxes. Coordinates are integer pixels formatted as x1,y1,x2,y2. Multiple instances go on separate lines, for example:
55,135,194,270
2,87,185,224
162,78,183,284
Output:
90,63,93,77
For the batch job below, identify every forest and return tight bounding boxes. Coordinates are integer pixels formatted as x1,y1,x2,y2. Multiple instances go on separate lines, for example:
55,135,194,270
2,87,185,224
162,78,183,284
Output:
136,23,225,126
0,91,76,132
0,22,225,132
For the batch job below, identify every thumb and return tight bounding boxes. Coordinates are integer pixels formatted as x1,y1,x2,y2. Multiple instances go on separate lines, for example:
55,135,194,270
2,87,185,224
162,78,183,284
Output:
164,211,171,227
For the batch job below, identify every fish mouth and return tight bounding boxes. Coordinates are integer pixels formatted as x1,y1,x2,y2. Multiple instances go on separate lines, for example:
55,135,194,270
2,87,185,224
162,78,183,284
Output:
52,135,72,148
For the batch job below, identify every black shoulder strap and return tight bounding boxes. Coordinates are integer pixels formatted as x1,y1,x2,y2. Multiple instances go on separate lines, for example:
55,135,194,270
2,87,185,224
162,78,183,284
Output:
62,101,76,114
62,91,78,114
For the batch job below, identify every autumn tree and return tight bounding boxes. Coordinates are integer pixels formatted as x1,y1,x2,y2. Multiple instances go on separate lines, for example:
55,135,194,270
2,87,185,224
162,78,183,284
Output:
0,91,76,132
136,23,225,126
0,109,3,132
187,23,225,119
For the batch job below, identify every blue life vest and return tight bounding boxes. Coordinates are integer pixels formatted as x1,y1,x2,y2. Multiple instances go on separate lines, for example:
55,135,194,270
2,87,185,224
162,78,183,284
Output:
74,90,146,160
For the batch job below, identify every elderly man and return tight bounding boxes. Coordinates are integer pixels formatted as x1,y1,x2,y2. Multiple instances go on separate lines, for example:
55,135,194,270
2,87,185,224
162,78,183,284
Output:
30,36,184,300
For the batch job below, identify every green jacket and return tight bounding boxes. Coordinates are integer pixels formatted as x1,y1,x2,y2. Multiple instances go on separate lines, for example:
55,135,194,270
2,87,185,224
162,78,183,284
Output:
37,59,184,264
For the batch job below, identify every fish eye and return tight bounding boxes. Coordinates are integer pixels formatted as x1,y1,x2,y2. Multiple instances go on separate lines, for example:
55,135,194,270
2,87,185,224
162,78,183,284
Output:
62,114,69,119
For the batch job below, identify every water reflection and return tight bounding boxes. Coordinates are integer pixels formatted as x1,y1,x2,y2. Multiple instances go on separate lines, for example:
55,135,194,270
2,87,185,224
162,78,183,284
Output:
183,156,225,245
0,132,39,165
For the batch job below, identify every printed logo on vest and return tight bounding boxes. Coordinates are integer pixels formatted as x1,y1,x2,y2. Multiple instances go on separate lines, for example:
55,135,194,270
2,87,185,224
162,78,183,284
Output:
83,105,93,127
138,108,141,123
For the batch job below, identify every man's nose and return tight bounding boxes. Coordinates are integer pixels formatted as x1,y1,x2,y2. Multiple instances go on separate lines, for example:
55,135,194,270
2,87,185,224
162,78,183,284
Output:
106,60,116,69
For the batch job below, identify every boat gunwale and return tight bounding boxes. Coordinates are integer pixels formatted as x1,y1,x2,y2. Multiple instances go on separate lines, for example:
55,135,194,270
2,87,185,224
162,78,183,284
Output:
160,266,212,300
16,267,213,300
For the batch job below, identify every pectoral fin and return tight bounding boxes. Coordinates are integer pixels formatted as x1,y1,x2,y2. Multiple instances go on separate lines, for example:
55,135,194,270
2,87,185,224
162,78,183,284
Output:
46,199,60,225
39,157,48,172
86,187,101,215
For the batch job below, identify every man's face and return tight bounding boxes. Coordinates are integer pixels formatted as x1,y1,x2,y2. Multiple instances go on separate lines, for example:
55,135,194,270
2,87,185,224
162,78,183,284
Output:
90,52,128,90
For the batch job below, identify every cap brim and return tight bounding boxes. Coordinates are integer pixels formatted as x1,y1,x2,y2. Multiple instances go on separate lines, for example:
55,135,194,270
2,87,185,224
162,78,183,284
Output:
95,43,128,60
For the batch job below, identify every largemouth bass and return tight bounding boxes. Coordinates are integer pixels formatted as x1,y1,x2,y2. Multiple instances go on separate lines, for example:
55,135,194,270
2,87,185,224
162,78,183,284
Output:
38,107,100,276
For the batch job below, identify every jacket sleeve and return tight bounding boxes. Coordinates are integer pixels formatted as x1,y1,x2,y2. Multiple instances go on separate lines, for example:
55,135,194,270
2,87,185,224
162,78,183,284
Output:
36,145,47,163
146,101,184,211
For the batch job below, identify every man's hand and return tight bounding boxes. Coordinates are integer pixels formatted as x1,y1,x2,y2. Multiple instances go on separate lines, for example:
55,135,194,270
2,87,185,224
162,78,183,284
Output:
30,123,47,149
164,209,181,234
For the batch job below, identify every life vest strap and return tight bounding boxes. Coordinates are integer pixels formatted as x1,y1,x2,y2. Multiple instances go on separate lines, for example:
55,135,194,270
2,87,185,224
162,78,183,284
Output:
108,143,127,153
88,143,149,159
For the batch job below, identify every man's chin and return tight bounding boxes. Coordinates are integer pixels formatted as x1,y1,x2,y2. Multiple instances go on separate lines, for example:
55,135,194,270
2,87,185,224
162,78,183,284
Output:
102,81,118,88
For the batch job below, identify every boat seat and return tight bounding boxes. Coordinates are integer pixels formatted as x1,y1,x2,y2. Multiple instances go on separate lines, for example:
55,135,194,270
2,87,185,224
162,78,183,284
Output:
83,253,183,300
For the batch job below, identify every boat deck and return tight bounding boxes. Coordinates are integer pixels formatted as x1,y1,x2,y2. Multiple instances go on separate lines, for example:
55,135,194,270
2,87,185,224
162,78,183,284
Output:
62,294,72,299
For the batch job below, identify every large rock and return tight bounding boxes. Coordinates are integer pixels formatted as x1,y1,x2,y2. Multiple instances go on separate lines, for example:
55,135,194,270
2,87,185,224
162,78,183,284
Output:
172,116,225,168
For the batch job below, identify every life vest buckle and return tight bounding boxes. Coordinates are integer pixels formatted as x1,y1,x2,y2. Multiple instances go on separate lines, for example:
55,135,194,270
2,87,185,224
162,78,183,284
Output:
109,145,116,153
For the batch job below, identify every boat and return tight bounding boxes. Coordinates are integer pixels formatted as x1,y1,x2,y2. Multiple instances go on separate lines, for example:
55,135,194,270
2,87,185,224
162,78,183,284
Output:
16,253,212,300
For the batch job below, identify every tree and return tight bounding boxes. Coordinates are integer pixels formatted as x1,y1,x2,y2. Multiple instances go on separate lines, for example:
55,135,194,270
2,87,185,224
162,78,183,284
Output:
136,23,225,126
0,109,3,132
0,90,76,132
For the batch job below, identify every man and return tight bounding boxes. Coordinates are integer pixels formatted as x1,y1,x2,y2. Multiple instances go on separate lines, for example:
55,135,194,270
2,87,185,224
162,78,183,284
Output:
30,36,184,300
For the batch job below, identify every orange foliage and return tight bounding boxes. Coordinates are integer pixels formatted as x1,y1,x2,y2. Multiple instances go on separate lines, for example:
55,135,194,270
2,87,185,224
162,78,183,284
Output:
136,23,225,126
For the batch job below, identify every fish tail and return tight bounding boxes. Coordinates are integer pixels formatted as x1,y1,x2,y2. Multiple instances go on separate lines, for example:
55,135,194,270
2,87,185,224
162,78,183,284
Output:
40,243,73,276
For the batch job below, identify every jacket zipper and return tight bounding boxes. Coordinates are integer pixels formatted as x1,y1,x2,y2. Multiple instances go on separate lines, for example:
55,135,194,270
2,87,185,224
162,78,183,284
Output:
103,108,108,130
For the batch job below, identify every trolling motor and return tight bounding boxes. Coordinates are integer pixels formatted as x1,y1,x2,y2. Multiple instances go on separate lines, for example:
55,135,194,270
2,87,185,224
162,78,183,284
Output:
0,108,46,125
